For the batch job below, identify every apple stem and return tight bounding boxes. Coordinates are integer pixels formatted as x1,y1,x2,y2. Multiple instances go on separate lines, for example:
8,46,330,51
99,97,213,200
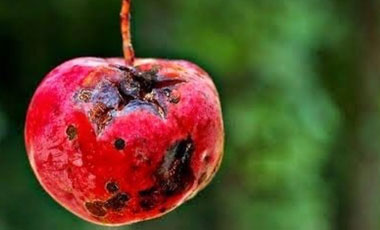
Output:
121,0,135,65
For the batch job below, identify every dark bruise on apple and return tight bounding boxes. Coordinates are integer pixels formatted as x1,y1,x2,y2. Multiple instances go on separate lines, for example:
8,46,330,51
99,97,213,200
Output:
24,0,224,226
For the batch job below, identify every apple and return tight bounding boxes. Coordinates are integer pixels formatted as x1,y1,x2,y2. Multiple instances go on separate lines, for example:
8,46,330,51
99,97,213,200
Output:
25,0,224,226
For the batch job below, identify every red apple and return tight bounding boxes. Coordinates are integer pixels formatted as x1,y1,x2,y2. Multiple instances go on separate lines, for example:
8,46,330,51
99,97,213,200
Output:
25,0,224,226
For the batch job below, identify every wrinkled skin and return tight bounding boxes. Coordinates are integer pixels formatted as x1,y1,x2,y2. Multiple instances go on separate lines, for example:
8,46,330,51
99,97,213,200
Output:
25,57,224,225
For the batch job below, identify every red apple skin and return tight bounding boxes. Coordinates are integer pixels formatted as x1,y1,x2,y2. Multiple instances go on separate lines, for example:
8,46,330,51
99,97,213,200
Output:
25,57,224,226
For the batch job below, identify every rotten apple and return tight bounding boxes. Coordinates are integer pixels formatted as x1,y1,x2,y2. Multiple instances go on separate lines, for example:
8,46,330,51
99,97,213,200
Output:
24,0,224,226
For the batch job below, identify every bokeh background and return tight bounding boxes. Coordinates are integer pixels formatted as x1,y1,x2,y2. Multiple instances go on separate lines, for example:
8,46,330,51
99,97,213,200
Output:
1,0,380,229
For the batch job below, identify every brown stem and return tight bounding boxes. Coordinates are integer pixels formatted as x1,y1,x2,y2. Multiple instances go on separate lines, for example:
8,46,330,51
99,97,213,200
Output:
120,0,135,65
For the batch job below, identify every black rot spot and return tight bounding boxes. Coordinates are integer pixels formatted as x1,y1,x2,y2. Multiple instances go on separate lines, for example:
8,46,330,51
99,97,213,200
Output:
85,201,107,217
114,138,126,150
139,199,156,211
155,137,195,196
104,192,130,211
139,186,158,197
138,187,159,211
105,181,120,194
135,137,195,210
66,125,77,140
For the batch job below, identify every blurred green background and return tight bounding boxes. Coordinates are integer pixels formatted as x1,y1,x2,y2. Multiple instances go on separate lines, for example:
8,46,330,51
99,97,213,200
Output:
1,0,380,229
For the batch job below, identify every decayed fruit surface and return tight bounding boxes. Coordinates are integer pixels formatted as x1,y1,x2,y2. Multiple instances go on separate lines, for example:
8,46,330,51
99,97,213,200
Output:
24,0,224,226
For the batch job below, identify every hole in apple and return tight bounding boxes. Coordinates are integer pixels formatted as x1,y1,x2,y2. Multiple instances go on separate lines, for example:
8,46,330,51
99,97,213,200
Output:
114,138,126,150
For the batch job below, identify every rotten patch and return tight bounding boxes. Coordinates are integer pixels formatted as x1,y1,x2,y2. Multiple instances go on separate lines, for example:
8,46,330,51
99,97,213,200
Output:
104,192,130,211
136,137,196,211
75,65,185,134
155,137,195,196
89,102,112,133
138,186,160,211
85,191,130,216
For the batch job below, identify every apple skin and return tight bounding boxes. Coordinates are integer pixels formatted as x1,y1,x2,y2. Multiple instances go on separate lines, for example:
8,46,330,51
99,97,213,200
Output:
25,57,224,226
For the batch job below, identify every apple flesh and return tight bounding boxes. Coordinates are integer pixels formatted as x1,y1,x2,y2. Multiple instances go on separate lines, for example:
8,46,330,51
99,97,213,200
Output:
25,57,224,225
